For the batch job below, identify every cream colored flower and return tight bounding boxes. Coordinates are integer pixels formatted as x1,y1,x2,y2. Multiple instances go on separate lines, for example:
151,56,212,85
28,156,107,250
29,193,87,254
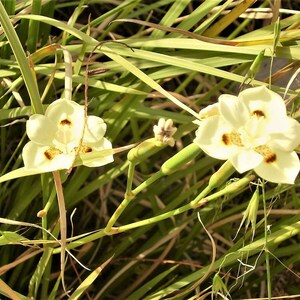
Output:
153,118,177,147
22,99,113,172
194,86,300,184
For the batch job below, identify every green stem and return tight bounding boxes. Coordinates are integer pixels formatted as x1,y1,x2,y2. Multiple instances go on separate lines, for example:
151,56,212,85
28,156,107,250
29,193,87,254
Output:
105,161,136,232
52,171,67,293
105,143,202,232
56,175,254,253
262,181,272,299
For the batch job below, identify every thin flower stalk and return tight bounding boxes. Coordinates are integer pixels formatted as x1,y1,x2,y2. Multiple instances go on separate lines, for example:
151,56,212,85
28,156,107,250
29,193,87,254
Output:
105,143,202,233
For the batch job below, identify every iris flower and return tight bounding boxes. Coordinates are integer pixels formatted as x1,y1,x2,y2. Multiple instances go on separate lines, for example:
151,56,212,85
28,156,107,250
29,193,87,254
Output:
194,86,300,184
22,99,113,172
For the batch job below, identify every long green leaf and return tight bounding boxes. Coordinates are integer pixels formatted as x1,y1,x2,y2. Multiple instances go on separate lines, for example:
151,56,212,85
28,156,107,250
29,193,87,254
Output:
0,2,43,113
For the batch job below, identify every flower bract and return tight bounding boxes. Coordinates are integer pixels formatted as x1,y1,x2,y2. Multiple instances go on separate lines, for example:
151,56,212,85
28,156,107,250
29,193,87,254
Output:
194,86,300,184
22,99,114,172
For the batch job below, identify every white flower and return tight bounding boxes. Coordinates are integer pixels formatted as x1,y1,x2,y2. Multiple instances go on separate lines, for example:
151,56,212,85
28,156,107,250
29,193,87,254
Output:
22,99,114,172
153,118,177,146
194,86,300,184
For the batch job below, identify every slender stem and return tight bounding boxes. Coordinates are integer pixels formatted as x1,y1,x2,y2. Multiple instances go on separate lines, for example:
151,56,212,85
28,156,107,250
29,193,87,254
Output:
126,161,135,194
107,143,202,230
56,176,254,253
117,185,212,233
262,181,272,299
105,162,136,232
132,170,163,195
52,170,68,293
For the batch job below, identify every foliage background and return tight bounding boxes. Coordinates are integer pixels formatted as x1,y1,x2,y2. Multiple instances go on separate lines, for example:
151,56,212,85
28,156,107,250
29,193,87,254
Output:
0,0,300,299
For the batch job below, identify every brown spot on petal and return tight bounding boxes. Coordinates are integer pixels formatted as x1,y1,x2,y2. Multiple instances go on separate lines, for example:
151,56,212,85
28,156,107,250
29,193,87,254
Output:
265,153,276,163
252,110,265,118
255,145,277,164
60,119,72,126
44,147,63,160
222,133,230,145
221,132,243,147
82,146,93,153
75,145,93,154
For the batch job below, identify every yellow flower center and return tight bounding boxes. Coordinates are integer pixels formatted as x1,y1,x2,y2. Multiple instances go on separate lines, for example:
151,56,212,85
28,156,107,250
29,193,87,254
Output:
254,145,277,164
221,132,243,147
221,131,277,164
44,147,63,160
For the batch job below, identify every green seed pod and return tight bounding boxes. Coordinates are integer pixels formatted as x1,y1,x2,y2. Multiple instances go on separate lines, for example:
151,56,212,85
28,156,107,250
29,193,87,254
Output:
245,187,260,232
161,143,202,175
212,273,228,296
223,175,256,195
208,160,236,189
127,138,165,163
243,49,266,84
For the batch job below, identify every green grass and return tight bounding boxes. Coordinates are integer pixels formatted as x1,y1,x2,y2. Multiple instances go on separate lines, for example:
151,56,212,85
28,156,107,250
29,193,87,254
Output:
1,0,300,299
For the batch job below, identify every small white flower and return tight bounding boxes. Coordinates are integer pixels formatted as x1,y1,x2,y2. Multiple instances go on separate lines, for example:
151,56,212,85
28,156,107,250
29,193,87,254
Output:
22,99,114,172
194,86,300,184
153,118,177,147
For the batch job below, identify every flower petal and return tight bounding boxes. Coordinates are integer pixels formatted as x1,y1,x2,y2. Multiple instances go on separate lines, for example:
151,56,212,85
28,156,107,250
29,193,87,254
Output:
46,99,84,145
239,86,287,125
22,141,74,172
219,94,249,129
199,103,219,119
26,114,56,145
254,150,300,184
82,138,114,167
83,115,107,144
194,115,239,160
268,117,300,151
229,149,263,173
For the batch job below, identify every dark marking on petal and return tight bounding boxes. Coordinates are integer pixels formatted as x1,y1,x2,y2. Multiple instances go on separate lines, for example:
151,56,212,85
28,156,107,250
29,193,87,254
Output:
83,146,93,153
265,153,276,164
60,119,72,126
44,147,63,160
75,145,93,154
254,145,276,164
222,134,230,145
252,110,265,118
